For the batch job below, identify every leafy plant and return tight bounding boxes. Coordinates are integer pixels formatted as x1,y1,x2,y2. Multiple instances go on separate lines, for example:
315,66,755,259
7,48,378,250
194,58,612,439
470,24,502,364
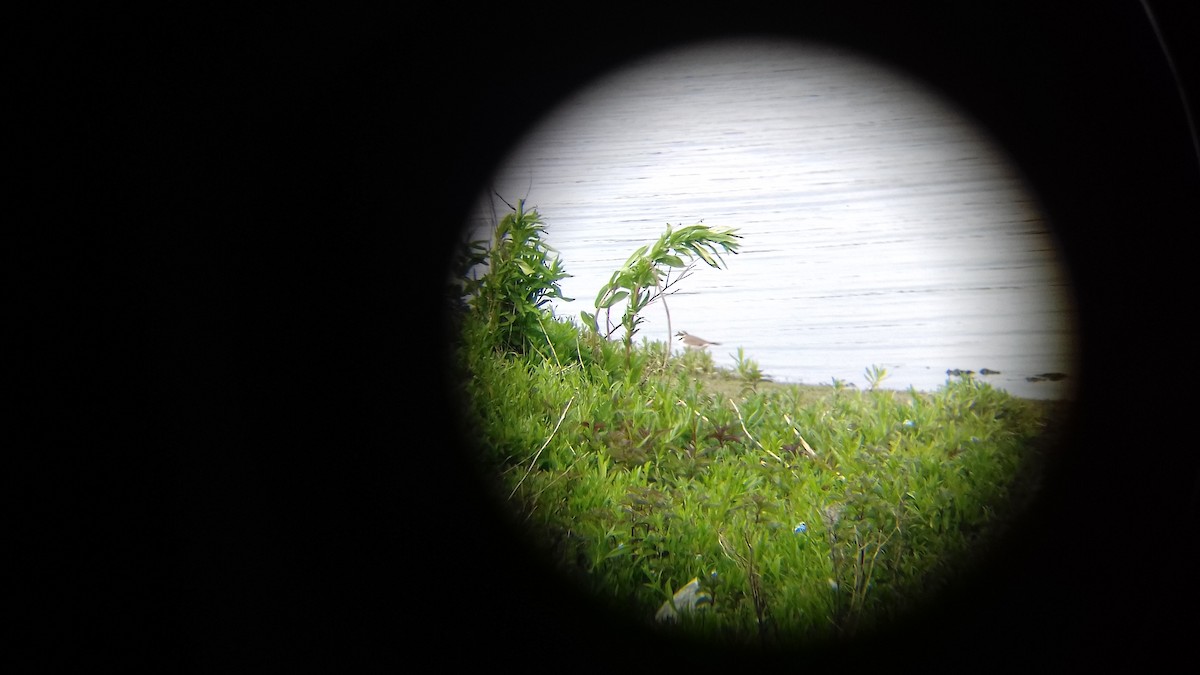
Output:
581,223,741,365
676,346,717,376
732,346,765,389
468,199,573,353
864,364,890,390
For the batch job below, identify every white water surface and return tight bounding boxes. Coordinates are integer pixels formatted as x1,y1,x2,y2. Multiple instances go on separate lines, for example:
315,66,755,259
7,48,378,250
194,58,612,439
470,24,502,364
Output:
466,39,1079,400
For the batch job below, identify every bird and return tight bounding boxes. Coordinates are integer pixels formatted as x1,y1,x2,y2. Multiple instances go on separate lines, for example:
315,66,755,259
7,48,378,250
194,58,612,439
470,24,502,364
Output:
676,331,721,349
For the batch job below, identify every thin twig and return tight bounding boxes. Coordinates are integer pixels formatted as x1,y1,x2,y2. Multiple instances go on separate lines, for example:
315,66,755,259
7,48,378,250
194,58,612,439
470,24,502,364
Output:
533,447,587,501
729,398,784,464
783,413,821,459
659,274,673,370
655,261,697,367
492,190,515,211
745,531,769,647
537,313,562,370
509,397,575,499
851,526,898,614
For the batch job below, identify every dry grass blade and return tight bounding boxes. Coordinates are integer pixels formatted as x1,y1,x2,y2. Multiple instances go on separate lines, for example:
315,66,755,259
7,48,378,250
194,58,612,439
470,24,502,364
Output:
729,398,784,464
509,396,575,499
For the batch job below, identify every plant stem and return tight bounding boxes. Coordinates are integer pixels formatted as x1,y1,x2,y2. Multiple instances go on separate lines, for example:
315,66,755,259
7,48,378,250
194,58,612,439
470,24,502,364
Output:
509,397,575,499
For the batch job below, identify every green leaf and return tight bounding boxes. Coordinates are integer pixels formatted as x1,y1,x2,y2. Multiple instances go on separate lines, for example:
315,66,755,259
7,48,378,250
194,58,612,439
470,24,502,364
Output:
580,311,598,332
594,284,613,308
599,290,630,309
625,245,649,266
693,247,717,267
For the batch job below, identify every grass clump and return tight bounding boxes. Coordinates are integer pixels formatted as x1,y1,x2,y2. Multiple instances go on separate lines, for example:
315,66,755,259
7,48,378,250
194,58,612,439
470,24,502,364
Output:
448,200,1061,650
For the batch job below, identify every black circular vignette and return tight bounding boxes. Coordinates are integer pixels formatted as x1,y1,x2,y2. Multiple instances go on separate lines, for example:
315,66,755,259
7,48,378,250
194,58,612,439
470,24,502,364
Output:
100,3,1199,669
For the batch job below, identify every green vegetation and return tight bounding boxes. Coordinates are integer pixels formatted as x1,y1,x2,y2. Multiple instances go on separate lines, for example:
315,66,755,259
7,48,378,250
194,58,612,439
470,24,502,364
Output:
456,199,572,355
582,221,741,366
449,201,1059,650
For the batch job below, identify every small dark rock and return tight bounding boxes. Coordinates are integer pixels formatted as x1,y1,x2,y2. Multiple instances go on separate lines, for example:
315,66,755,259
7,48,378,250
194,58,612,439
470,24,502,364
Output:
1026,373,1068,382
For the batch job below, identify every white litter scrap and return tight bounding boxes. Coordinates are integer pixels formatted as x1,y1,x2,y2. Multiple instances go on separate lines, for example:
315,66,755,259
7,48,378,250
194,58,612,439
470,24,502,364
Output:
655,577,713,624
